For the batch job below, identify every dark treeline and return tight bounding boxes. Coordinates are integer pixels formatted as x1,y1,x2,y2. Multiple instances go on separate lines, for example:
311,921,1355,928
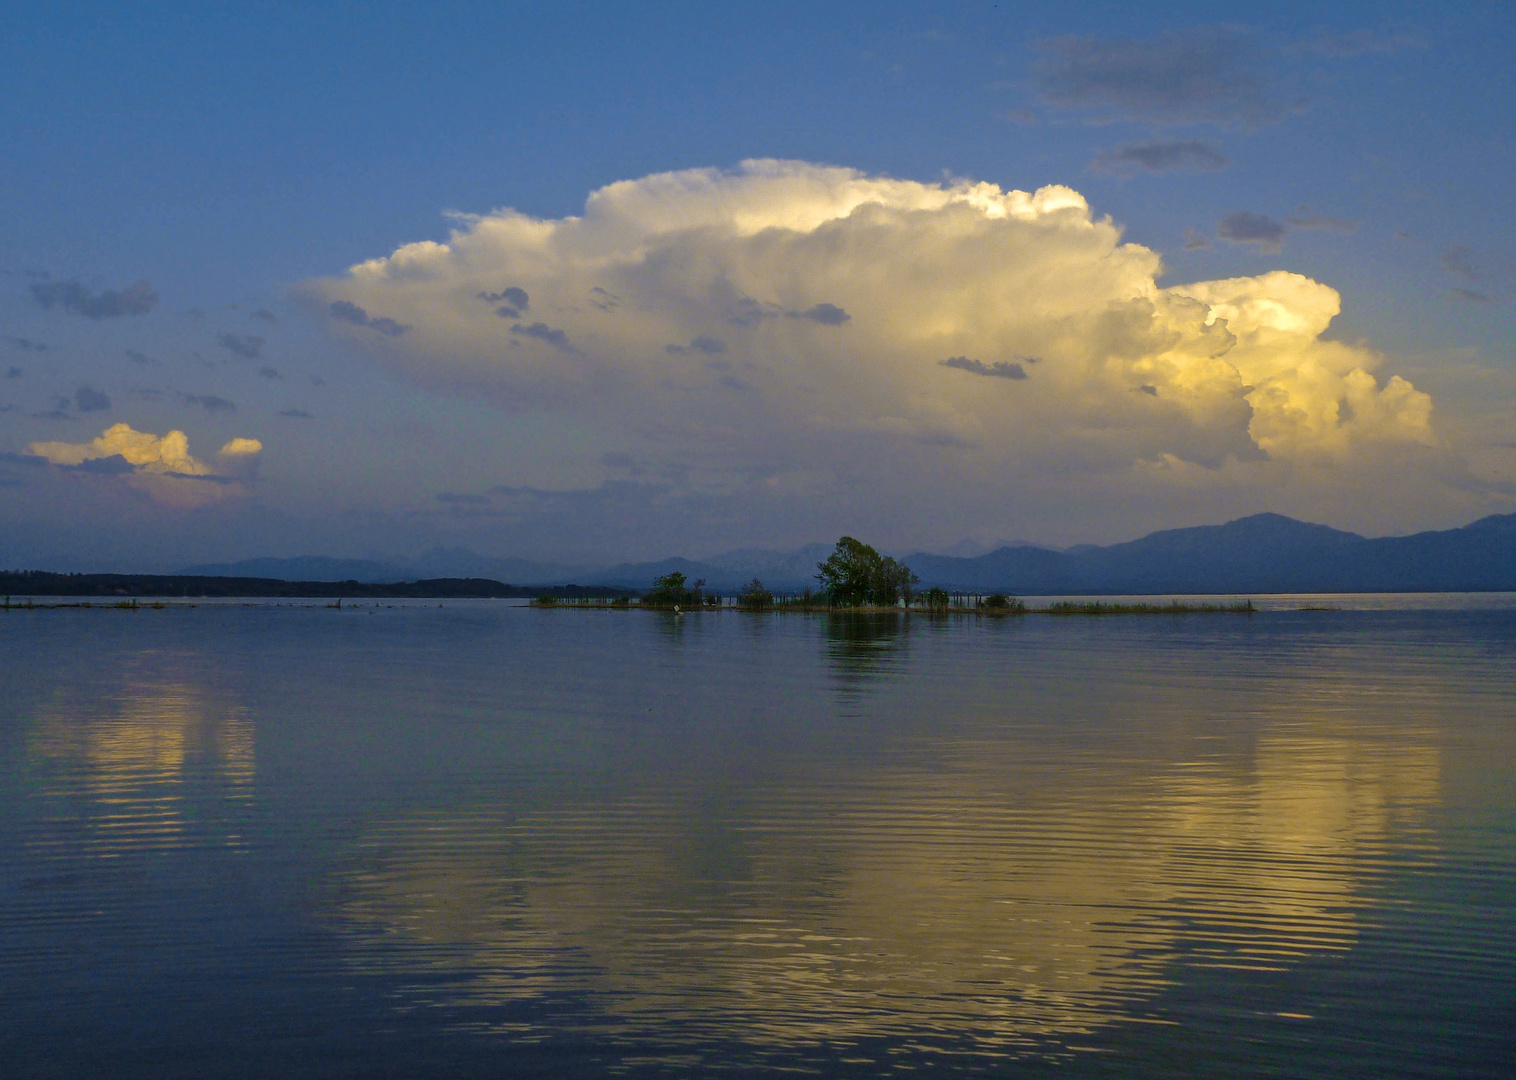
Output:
0,572,635,600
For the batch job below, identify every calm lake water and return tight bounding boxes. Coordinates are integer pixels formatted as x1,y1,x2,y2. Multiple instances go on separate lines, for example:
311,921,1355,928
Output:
2,601,1513,1078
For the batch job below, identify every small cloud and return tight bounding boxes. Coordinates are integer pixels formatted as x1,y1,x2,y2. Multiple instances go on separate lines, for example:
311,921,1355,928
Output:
1089,140,1229,176
1217,211,1286,252
257,366,283,380
477,286,529,316
510,322,574,352
5,366,22,379
68,454,136,475
790,303,851,326
1138,384,1159,396
667,335,727,356
74,386,112,412
3,336,47,352
1183,227,1212,251
309,375,326,387
1440,244,1493,283
30,279,159,319
1034,27,1285,129
125,349,155,365
1450,288,1490,303
218,332,265,359
180,393,237,414
278,408,313,418
218,437,262,457
328,300,410,337
436,491,490,505
589,286,620,312
250,308,277,324
1284,214,1359,233
941,356,1029,380
729,297,780,326
1286,27,1428,58
1005,108,1038,125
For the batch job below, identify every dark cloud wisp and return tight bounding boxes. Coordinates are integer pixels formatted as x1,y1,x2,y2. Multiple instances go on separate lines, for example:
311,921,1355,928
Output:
329,300,410,337
1035,27,1285,129
218,333,265,359
74,386,111,412
941,356,1029,380
1090,140,1229,176
31,280,159,319
1217,211,1287,251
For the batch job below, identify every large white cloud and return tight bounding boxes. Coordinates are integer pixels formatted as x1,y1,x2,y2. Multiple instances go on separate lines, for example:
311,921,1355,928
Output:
302,160,1451,540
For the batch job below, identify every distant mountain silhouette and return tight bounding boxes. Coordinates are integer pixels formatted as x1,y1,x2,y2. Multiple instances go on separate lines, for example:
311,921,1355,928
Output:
171,513,1516,595
904,512,1516,593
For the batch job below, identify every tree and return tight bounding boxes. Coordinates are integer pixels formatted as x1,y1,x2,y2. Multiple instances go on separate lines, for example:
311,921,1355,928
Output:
816,536,918,607
644,571,702,607
738,577,773,609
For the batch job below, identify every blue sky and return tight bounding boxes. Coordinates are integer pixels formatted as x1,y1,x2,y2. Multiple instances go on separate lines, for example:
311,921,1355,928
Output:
2,1,1511,569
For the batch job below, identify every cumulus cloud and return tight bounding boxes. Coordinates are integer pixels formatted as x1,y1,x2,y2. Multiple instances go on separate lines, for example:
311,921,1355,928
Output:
1217,211,1287,252
25,423,262,505
1090,140,1229,176
217,332,265,359
31,280,159,319
304,159,1439,521
1034,28,1285,129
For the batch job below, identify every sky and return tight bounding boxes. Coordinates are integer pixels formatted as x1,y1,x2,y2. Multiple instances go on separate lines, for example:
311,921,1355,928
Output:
1,1,1512,570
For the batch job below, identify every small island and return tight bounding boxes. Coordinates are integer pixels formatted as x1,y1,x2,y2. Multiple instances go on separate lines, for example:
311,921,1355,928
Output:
532,537,1256,616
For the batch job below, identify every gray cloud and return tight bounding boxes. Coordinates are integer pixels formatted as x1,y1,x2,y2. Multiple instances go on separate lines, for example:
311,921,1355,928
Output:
1139,384,1159,396
1183,227,1212,250
589,286,620,312
1090,140,1229,176
180,393,237,414
941,356,1029,380
600,451,635,467
30,279,159,319
790,302,851,326
257,366,283,380
480,287,531,318
1217,211,1287,251
74,386,111,412
125,349,155,365
328,300,410,337
1286,27,1427,58
3,336,47,352
250,308,277,324
217,332,265,359
67,454,136,475
1440,244,1494,283
666,335,727,356
1035,27,1285,129
1284,214,1359,233
32,396,74,420
510,322,574,352
1451,288,1490,303
728,297,780,326
5,366,21,379
278,408,313,418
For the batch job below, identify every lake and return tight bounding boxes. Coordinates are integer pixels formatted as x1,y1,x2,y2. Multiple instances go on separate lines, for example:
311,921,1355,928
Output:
2,600,1513,1077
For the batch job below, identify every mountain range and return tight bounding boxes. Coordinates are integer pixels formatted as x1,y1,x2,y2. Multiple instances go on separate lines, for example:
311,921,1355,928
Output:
178,512,1516,594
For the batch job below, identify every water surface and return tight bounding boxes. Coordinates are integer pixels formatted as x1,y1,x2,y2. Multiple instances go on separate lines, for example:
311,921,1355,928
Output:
2,602,1512,1077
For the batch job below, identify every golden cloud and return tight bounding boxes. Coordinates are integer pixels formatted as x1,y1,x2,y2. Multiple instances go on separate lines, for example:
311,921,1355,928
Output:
27,423,262,506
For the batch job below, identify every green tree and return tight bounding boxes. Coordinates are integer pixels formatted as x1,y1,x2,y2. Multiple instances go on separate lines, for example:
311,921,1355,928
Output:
816,537,918,607
644,571,702,607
